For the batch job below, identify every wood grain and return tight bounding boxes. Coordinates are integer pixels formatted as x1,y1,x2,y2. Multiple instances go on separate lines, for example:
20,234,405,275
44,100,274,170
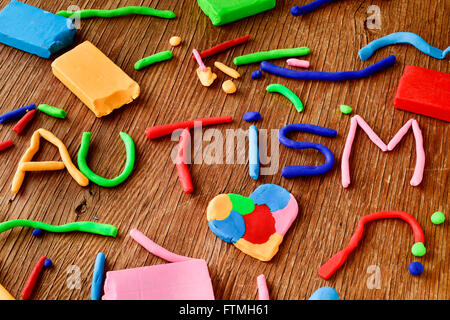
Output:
0,0,448,300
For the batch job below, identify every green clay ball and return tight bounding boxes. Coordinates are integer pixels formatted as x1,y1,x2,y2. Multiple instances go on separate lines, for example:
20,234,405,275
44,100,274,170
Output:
431,211,445,225
340,104,352,114
411,242,426,257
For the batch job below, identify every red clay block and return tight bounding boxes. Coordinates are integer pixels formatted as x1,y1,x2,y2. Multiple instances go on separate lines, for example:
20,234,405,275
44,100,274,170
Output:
394,65,450,122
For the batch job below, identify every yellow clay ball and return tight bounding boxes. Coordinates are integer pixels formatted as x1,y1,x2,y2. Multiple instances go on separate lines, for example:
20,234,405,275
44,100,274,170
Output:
222,80,237,94
169,36,182,47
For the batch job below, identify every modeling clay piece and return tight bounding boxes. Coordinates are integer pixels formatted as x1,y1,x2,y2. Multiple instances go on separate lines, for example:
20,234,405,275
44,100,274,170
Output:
13,109,35,134
91,253,106,300
257,274,270,300
102,229,215,300
0,219,118,237
308,287,339,300
37,104,66,119
261,55,396,80
279,124,337,177
318,211,425,280
286,59,310,68
207,184,298,261
341,116,425,188
214,61,240,79
291,0,336,16
431,211,445,225
234,47,310,66
134,50,173,70
146,116,233,139
32,228,43,237
193,49,207,71
0,1,75,58
0,139,13,152
77,132,135,187
197,67,217,86
339,104,352,114
0,283,15,300
266,84,303,112
408,261,424,275
394,65,450,122
51,41,140,117
22,256,49,300
169,36,182,47
249,125,259,180
176,129,193,194
359,32,450,61
11,128,89,194
0,104,36,123
198,0,276,26
251,70,262,79
222,80,237,94
243,111,262,122
194,35,250,59
57,6,176,19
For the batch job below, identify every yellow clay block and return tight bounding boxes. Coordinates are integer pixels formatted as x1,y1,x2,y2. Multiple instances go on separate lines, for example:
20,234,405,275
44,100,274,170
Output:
196,67,217,87
51,41,140,117
0,283,15,300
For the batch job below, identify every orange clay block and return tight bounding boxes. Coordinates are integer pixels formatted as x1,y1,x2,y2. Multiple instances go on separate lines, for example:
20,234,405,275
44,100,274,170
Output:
196,67,217,87
51,41,140,117
11,129,89,194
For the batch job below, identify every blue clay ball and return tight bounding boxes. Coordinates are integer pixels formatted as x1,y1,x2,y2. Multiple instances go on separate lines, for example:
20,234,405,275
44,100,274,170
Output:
44,259,52,268
243,111,262,122
32,228,43,237
251,70,262,79
408,262,423,275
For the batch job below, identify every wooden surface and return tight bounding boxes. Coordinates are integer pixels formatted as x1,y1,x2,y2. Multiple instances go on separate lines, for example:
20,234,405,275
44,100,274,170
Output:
0,0,448,300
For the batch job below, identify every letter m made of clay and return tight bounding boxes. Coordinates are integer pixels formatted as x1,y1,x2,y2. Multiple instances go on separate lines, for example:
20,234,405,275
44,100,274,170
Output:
341,115,425,188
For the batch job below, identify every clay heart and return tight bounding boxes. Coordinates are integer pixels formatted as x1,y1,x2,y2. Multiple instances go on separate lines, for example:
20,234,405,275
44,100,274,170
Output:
207,184,298,261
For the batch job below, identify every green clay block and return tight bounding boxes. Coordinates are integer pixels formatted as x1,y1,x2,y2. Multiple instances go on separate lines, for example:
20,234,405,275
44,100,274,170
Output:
234,47,310,66
411,242,426,257
431,211,445,225
38,104,67,119
227,194,255,215
198,0,276,26
0,219,117,237
340,104,352,114
134,50,173,70
57,6,176,19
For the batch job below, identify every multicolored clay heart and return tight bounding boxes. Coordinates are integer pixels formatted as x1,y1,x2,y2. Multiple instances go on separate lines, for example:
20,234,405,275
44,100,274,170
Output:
207,184,298,261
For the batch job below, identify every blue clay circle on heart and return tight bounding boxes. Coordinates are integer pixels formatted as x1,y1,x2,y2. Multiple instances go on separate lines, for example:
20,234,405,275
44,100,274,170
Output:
208,210,245,243
249,184,291,212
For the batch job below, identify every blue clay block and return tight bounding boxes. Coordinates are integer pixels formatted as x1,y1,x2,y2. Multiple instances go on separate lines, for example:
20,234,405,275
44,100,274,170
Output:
243,111,261,122
251,70,262,79
248,125,259,180
0,1,76,58
308,287,339,300
0,103,36,123
208,211,245,243
249,184,291,212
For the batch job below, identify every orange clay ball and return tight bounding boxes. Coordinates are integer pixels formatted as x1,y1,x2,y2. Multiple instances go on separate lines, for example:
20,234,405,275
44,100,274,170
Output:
169,36,182,47
222,80,237,94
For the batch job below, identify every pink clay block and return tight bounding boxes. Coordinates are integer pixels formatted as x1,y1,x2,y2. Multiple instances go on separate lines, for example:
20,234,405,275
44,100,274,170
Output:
102,229,215,300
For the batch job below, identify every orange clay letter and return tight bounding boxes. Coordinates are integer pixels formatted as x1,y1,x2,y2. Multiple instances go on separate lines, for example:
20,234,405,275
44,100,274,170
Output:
11,129,89,194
